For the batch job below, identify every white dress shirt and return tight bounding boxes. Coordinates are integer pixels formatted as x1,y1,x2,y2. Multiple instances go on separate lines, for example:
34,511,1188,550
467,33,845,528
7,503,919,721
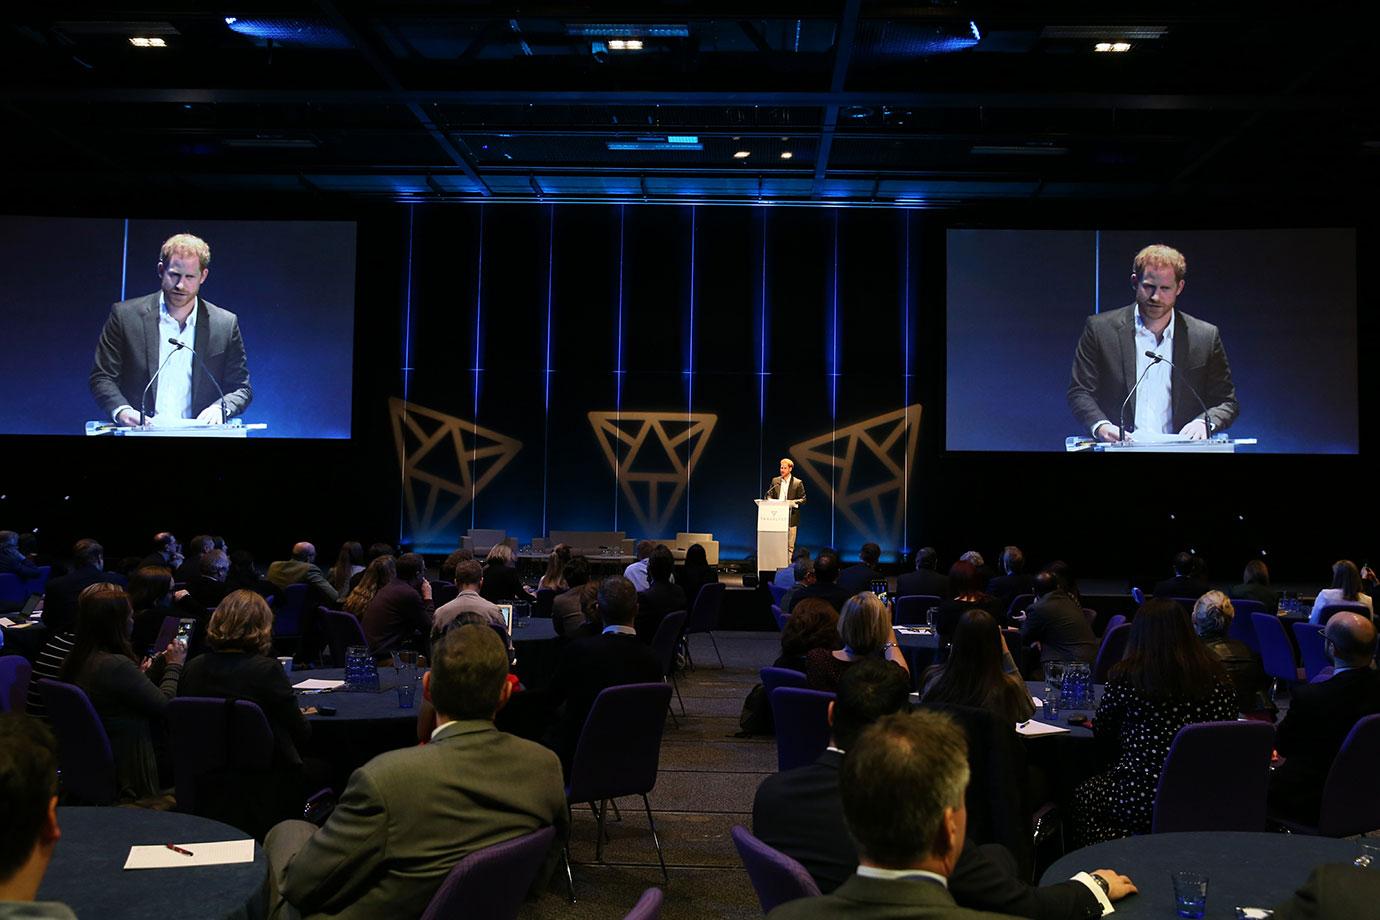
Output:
777,475,792,500
114,294,199,422
1132,306,1175,436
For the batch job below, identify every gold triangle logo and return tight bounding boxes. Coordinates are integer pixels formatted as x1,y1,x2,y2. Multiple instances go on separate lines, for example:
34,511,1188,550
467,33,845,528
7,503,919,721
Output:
587,411,718,535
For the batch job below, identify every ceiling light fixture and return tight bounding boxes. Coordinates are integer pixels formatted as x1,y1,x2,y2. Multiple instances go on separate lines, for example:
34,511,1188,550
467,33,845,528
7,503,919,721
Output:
129,37,167,47
780,151,793,159
733,150,751,159
1093,41,1132,52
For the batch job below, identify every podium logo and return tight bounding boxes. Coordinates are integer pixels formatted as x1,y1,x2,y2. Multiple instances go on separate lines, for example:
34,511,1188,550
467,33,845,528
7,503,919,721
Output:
789,404,922,547
388,397,522,541
588,411,717,535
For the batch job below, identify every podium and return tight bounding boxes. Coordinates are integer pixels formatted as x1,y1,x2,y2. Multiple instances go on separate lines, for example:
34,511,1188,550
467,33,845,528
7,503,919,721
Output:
85,419,267,438
1064,435,1256,453
755,499,793,573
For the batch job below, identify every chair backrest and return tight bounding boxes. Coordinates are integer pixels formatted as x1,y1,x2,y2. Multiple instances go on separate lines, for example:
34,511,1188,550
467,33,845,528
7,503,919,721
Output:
1291,621,1330,681
1006,593,1035,619
621,887,665,920
770,604,788,630
685,582,726,634
320,607,368,667
649,611,687,680
274,583,309,636
769,687,834,772
767,582,788,605
1316,714,1380,837
462,529,509,556
731,825,822,913
567,683,672,804
1103,614,1127,636
36,679,117,805
24,566,51,597
893,595,941,625
431,581,459,609
167,697,275,814
0,573,24,604
1130,586,1145,605
534,588,557,619
760,667,808,694
1318,603,1369,625
1092,623,1131,683
0,656,32,713
419,825,556,920
1252,613,1299,682
1227,598,1266,652
1151,720,1275,833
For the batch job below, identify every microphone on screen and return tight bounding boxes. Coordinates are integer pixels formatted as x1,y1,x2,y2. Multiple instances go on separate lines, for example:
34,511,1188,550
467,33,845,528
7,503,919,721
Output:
1144,351,1213,438
167,338,229,424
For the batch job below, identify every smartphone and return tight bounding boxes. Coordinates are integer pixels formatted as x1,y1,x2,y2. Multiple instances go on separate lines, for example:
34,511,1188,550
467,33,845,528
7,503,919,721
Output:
174,618,196,649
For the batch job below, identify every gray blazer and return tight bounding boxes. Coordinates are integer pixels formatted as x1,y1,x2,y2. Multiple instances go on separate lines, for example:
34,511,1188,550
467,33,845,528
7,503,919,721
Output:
280,719,567,919
89,292,253,421
765,475,807,527
768,873,1023,920
1066,304,1238,436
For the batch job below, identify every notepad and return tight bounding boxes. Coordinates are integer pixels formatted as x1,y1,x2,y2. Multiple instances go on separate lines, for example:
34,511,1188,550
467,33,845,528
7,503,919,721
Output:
0,618,33,628
893,626,933,635
292,678,345,691
124,839,255,870
1016,720,1070,737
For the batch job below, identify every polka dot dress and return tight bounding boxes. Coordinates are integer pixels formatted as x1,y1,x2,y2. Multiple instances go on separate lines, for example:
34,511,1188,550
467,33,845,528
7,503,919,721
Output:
1073,676,1238,845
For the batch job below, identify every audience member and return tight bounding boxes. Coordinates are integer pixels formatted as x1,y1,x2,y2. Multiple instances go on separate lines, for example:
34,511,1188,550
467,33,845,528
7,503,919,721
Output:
138,532,183,571
1270,863,1380,919
1041,561,1082,607
785,548,850,615
1229,559,1279,616
184,549,232,610
754,662,1132,918
341,555,395,617
37,539,125,635
779,557,815,614
934,561,1005,647
635,545,687,643
622,540,656,592
536,543,571,592
551,555,592,637
128,565,179,654
1268,612,1380,826
896,546,950,599
804,592,908,693
1308,559,1373,623
774,546,811,589
922,610,1034,726
17,533,66,581
1152,551,1210,599
0,715,74,919
61,583,183,800
1191,591,1271,714
1073,599,1236,844
676,542,717,610
987,546,1035,607
224,550,275,597
542,576,662,775
267,542,340,607
959,549,994,586
432,559,504,637
327,541,364,597
347,543,396,591
265,625,567,919
1021,572,1098,667
774,599,840,673
478,543,531,602
174,534,214,583
0,531,40,612
360,552,432,654
837,542,884,598
439,547,474,584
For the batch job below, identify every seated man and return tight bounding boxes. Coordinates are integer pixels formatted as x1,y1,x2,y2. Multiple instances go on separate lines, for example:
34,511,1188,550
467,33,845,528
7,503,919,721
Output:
784,549,850,615
635,545,686,644
360,552,433,654
896,546,950,599
837,543,884,598
754,661,1133,919
622,540,656,593
1269,612,1380,825
138,531,183,571
775,546,811,589
779,557,815,614
174,534,215,583
38,539,126,635
267,542,340,607
988,546,1036,608
1152,551,1210,599
266,625,567,920
183,549,232,610
0,715,74,919
432,558,504,638
1022,572,1099,667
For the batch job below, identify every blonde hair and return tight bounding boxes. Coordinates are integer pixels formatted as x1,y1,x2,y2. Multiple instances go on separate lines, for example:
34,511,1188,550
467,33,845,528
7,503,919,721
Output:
207,590,275,655
1133,244,1186,283
160,233,211,271
1191,590,1234,637
779,457,794,470
839,592,893,656
485,543,515,566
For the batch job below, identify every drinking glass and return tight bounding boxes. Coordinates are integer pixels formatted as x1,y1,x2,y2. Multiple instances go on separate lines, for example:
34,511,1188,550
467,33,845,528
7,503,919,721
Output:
1354,842,1380,868
1171,871,1208,919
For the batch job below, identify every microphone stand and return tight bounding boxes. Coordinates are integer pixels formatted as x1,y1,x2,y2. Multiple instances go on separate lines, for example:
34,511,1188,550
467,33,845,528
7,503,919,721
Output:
169,338,229,424
139,348,182,427
1145,351,1214,440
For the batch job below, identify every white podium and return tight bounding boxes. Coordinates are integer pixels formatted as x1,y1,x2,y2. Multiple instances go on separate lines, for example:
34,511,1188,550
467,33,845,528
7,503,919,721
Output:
84,419,267,438
755,499,792,573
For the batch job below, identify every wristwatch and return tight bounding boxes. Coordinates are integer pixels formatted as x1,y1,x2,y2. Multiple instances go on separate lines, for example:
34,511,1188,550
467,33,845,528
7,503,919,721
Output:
1090,873,1110,895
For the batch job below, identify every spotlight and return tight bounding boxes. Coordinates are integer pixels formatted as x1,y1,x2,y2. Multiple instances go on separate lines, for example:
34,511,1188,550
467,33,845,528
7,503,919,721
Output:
1094,41,1132,52
780,151,793,159
129,37,167,47
733,150,750,159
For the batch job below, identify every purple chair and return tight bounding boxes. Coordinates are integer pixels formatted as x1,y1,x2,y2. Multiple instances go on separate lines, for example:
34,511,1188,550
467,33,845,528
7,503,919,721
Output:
534,588,557,619
767,582,788,605
683,582,726,669
319,607,367,667
650,610,688,719
1130,586,1145,605
1103,614,1127,636
1151,720,1275,833
771,604,788,630
167,698,275,821
893,595,941,626
1272,714,1380,837
1318,602,1369,625
564,683,673,898
769,687,834,772
1291,621,1330,681
760,667,808,695
24,565,51,597
1227,598,1267,653
622,887,664,920
430,580,458,609
0,573,25,605
0,656,32,713
36,679,117,805
1006,593,1035,620
273,583,309,637
731,825,822,912
1091,623,1131,684
419,825,556,920
1253,613,1302,693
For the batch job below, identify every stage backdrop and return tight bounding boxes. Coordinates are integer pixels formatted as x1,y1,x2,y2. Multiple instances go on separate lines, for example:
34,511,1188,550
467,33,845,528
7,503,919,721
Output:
391,204,924,559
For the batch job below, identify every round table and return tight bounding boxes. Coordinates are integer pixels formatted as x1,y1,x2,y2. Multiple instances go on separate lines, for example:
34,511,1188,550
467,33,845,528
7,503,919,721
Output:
1041,831,1359,918
39,807,266,920
1023,679,1100,740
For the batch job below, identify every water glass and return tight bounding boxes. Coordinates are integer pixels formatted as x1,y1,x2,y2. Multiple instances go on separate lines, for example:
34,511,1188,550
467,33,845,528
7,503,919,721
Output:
1172,871,1208,919
344,645,369,691
1042,685,1060,719
396,680,417,709
1354,842,1380,868
1044,661,1067,698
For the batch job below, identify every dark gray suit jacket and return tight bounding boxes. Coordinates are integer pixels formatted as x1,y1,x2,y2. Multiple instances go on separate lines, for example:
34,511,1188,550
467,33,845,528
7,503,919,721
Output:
767,873,1023,920
765,475,807,527
90,292,253,420
1066,304,1238,436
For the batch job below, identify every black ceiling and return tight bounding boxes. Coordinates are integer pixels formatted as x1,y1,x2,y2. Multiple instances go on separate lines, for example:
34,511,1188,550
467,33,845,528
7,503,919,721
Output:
0,2,1373,206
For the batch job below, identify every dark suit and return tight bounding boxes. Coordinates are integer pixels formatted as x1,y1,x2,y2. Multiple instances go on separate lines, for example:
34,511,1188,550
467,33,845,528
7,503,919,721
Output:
1230,582,1280,615
987,574,1035,608
897,569,950,600
1270,863,1380,920
1269,667,1380,824
90,292,252,420
753,751,1103,919
768,872,1036,920
785,582,852,615
40,565,127,634
635,580,687,644
765,475,806,527
1021,591,1098,665
838,564,883,599
543,631,662,773
1067,304,1238,435
360,579,432,654
1152,576,1210,600
478,563,529,602
184,575,230,611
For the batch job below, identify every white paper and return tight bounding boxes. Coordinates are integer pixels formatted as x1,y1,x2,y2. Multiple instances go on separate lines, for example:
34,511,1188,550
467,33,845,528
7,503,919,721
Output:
1016,720,1070,737
292,679,345,691
0,617,14,627
124,839,255,870
1029,696,1042,707
894,626,933,635
0,618,33,629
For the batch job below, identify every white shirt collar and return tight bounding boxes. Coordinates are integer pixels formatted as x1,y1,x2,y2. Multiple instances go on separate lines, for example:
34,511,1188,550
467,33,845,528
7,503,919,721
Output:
159,293,200,331
1134,304,1174,342
855,866,948,888
430,719,456,741
602,624,637,636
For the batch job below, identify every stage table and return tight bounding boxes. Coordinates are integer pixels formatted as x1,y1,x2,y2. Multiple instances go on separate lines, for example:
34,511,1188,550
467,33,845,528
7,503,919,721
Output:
39,807,266,920
1041,831,1359,919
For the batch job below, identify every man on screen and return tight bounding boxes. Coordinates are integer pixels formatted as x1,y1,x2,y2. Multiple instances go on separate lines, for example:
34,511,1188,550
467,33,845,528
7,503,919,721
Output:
1067,244,1238,442
89,233,252,427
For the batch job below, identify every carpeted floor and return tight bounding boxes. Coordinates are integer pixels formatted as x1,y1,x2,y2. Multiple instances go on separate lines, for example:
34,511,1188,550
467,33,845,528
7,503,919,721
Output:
520,631,780,920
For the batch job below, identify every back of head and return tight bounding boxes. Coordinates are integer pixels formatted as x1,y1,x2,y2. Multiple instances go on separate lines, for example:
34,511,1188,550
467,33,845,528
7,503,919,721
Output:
428,624,510,720
959,550,985,570
0,714,59,885
485,543,514,567
840,711,969,868
1042,560,1076,595
188,535,214,557
564,554,591,588
361,554,396,589
128,565,173,610
779,598,840,658
838,592,891,656
684,543,708,568
792,556,815,583
1172,551,1195,577
395,553,426,584
454,559,484,588
793,545,811,563
1325,612,1378,668
1191,590,1234,638
1033,570,1060,598
647,545,675,583
859,543,881,567
1000,545,1025,575
441,547,473,582
813,549,840,584
199,549,230,580
915,546,939,572
291,542,314,562
1115,598,1225,698
947,561,982,597
153,532,177,553
62,583,134,679
832,659,911,750
635,540,655,562
598,575,638,627
366,542,396,562
1242,559,1270,586
72,538,104,569
207,590,274,654
1331,559,1361,599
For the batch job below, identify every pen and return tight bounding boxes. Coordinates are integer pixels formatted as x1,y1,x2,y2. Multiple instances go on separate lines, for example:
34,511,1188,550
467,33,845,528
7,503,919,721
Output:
166,844,194,856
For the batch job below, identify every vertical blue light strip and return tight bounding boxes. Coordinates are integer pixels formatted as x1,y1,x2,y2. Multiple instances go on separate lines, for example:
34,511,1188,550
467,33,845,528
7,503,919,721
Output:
758,207,769,495
1094,230,1102,314
829,211,839,547
614,205,626,529
541,205,555,537
120,218,129,301
471,206,485,529
902,210,912,558
398,205,417,542
686,205,697,532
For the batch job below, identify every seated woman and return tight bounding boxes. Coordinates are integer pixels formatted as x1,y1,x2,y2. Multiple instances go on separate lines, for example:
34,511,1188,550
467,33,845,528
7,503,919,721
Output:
328,540,364,599
774,598,841,674
1192,591,1272,716
1073,598,1236,844
1229,558,1279,616
179,590,311,835
128,565,176,655
676,543,717,611
934,560,1006,648
803,592,909,693
920,608,1034,726
341,555,395,617
61,582,184,801
478,544,533,602
536,544,571,593
1309,559,1373,624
